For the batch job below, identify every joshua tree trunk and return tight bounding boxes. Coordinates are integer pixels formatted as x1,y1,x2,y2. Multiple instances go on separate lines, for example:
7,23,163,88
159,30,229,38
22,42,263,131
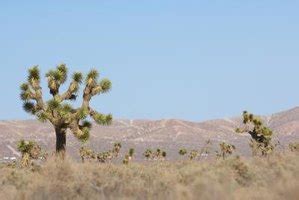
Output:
55,127,66,154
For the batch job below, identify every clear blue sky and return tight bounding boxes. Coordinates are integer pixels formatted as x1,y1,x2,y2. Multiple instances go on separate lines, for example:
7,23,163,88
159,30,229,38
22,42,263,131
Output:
0,1,298,121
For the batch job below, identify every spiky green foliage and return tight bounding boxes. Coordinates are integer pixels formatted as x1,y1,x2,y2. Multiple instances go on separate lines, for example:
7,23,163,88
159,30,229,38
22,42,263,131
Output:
47,99,60,110
72,72,83,83
100,79,112,93
92,112,112,125
28,66,40,82
20,64,112,154
23,102,36,114
86,69,99,82
236,111,274,156
76,107,89,120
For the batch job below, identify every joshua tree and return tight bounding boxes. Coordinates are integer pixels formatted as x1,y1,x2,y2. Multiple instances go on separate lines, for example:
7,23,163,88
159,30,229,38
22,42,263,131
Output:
144,149,153,160
20,64,112,155
17,140,42,167
97,151,113,163
123,148,135,165
236,111,273,156
179,149,199,160
112,142,122,158
216,142,236,159
143,148,167,161
189,150,199,160
79,146,96,163
289,142,299,152
179,148,188,156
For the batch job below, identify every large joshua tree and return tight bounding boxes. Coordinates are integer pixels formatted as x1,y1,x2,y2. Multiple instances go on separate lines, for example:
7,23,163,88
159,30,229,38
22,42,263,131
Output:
20,64,112,154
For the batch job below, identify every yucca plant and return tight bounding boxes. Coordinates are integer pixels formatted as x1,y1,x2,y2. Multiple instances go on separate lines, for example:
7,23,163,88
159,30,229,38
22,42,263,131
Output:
189,150,199,160
143,148,166,161
79,146,96,163
17,140,42,167
97,151,113,163
236,111,274,156
289,142,299,152
179,149,199,160
20,64,112,155
216,142,236,159
96,143,122,163
179,148,188,156
123,148,135,165
144,149,153,160
112,142,122,158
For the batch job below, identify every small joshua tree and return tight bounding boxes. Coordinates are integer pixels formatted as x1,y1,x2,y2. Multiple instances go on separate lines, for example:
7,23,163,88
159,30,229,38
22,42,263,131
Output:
289,142,299,152
236,111,273,156
143,148,167,161
97,151,113,163
112,142,122,158
179,148,188,156
123,148,135,165
179,149,199,160
79,146,96,163
189,150,199,160
97,142,122,163
144,149,153,160
216,142,236,160
20,64,112,155
17,140,42,167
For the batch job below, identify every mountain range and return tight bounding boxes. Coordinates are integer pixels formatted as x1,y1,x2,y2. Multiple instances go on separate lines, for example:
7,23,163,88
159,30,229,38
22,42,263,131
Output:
1,107,299,160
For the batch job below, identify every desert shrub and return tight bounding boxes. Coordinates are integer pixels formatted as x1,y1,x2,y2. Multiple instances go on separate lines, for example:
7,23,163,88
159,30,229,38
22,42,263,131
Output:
0,153,298,200
229,156,252,186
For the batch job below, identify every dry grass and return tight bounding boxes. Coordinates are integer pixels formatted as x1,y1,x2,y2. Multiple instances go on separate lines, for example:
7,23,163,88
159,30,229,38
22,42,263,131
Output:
0,153,298,200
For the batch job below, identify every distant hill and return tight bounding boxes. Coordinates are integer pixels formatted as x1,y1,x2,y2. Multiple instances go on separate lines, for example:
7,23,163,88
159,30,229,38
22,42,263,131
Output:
1,107,299,160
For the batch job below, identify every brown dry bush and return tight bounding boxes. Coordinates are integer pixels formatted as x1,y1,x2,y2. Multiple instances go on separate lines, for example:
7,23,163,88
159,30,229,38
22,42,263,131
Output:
0,152,299,200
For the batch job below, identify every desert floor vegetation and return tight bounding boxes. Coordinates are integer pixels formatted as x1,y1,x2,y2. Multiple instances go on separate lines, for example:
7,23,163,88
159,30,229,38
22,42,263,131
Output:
0,152,298,200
